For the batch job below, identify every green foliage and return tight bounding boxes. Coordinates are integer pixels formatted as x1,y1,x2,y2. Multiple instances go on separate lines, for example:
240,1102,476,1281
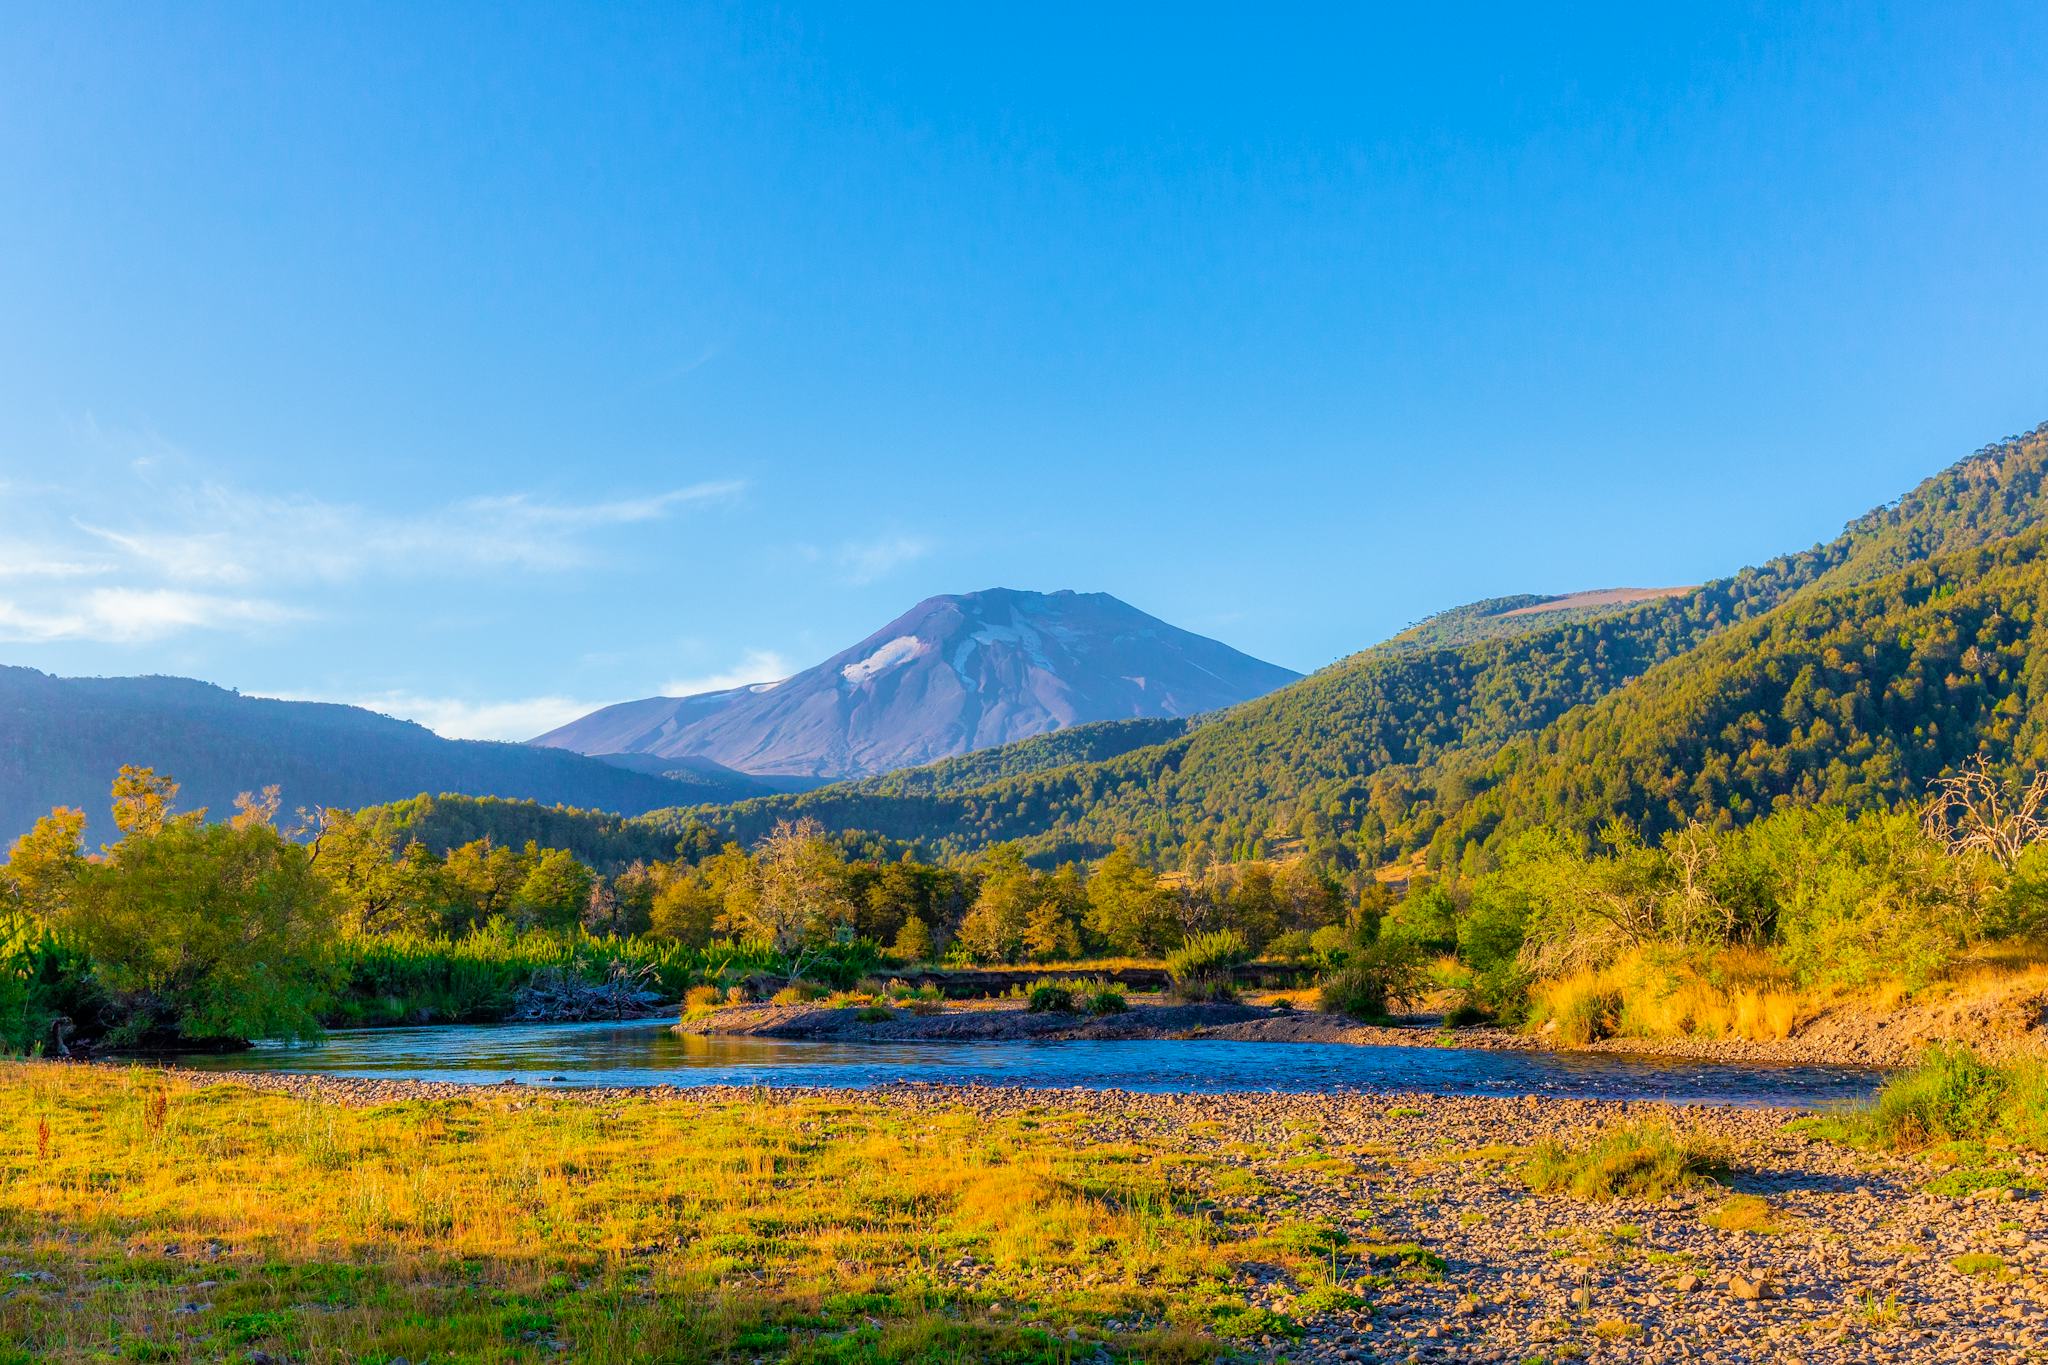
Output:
328,928,750,1026
1085,983,1130,1015
64,809,342,1045
1802,1046,2048,1154
1025,980,1076,1013
1522,1121,1726,1200
1166,930,1251,1001
1316,937,1425,1021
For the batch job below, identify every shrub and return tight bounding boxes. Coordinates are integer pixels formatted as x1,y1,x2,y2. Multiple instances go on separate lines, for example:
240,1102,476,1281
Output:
853,1004,894,1023
1316,936,1424,1021
1026,980,1077,1013
1803,1045,2048,1153
1167,930,1251,1002
683,984,722,1010
1307,923,1353,966
1085,984,1129,1015
1522,1121,1726,1200
1265,929,1315,962
770,981,829,1006
1531,971,1624,1045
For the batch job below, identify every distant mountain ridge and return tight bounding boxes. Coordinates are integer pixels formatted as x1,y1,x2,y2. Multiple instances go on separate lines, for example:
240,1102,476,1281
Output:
0,668,773,848
532,588,1301,780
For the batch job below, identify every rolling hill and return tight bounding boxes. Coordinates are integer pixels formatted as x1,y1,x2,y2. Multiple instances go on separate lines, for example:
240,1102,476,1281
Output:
0,669,773,848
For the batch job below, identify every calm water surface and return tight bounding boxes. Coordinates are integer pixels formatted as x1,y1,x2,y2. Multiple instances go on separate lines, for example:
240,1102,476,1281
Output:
171,1019,1882,1108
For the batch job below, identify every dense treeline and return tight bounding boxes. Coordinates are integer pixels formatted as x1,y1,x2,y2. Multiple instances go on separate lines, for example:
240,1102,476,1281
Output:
0,768,1353,1052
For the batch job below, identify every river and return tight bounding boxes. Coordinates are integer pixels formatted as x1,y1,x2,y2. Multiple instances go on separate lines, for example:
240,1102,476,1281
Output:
169,1018,1883,1107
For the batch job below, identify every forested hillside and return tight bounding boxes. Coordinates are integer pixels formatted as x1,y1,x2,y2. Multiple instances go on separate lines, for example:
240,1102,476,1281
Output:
1391,526,2048,871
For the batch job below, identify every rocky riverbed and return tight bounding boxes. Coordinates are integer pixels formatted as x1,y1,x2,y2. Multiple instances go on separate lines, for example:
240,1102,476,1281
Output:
168,1066,2048,1363
675,994,2011,1069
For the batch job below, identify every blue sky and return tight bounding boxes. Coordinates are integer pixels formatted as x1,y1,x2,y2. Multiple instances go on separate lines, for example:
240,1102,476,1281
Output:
2,3,2045,739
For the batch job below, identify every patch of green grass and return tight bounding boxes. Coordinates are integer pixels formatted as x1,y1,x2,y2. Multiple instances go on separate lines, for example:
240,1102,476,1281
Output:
1798,1046,2048,1154
1522,1121,1725,1201
1923,1165,2040,1196
1290,1284,1369,1315
1952,1252,2007,1277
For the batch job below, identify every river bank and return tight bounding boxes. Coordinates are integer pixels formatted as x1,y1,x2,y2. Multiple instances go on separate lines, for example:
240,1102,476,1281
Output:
678,969,2048,1069
13,1062,2044,1363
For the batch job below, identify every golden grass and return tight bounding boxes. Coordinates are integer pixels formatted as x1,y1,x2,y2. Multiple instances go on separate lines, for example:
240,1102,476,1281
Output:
1531,949,1842,1046
0,1063,1296,1363
1700,1194,1784,1235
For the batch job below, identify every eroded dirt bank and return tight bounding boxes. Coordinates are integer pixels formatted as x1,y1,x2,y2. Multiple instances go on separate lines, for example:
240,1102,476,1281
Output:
675,972,2048,1069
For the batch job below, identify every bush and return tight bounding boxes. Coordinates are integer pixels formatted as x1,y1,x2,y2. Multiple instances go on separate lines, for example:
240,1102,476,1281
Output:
1803,1045,2048,1153
683,984,722,1010
770,981,829,1006
1308,923,1353,966
1531,972,1624,1045
1316,937,1424,1020
1026,979,1077,1013
1266,929,1315,962
1167,930,1251,1001
1085,984,1129,1015
1522,1121,1726,1200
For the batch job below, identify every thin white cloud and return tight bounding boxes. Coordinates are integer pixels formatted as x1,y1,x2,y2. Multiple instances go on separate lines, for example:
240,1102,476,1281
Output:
0,589,297,644
263,689,606,743
76,479,746,587
836,535,933,586
659,648,792,697
0,544,111,579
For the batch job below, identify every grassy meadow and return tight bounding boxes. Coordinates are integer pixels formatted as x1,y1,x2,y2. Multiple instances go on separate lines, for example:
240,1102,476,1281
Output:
0,1063,1391,1364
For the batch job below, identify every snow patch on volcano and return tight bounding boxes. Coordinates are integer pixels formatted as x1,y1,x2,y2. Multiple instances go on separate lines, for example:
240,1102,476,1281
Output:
841,636,928,685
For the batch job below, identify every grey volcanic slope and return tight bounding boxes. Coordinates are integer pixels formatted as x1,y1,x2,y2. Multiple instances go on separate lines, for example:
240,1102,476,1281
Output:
533,589,1302,779
0,667,772,848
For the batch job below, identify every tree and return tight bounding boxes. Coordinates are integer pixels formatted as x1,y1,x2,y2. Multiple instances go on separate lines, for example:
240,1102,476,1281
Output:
61,779,339,1044
1021,864,1085,962
1922,761,2048,870
1083,845,1175,955
444,838,524,929
110,765,192,839
891,914,934,962
733,819,853,977
513,848,596,932
956,845,1037,963
2,808,88,926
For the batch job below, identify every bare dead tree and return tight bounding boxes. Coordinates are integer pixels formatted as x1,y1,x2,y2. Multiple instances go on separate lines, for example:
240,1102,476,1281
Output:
292,805,339,862
1921,760,2048,869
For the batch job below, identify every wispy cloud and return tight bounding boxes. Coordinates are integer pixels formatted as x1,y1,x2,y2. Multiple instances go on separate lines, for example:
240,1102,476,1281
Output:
659,648,792,697
0,543,112,579
263,689,607,743
835,535,933,586
0,589,298,644
76,479,745,587
0,432,744,646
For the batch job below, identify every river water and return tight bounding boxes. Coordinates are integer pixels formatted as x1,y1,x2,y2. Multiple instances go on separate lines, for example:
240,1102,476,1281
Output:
170,1018,1882,1108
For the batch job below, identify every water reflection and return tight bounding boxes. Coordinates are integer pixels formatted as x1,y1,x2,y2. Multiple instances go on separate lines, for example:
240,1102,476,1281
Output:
167,1018,1883,1109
